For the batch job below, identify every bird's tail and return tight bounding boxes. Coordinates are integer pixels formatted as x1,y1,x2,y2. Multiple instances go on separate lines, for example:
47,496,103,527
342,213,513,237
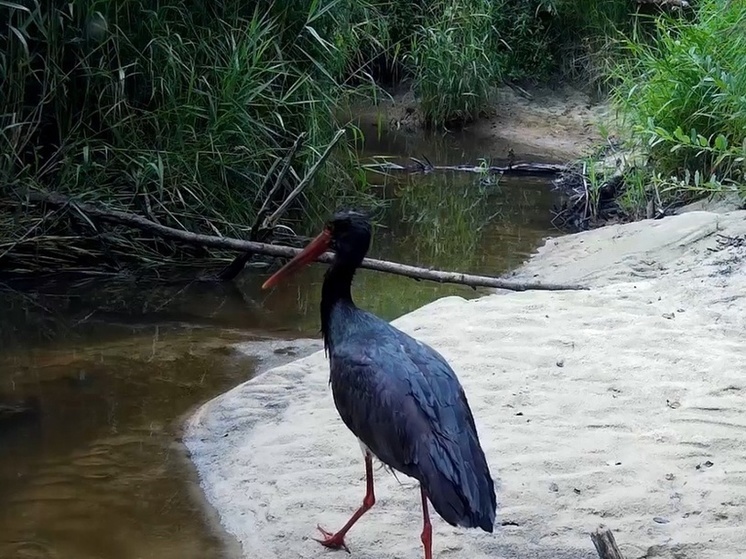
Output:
417,430,497,533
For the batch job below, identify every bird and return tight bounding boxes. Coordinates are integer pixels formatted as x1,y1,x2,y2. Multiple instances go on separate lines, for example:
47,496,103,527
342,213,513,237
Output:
262,209,496,559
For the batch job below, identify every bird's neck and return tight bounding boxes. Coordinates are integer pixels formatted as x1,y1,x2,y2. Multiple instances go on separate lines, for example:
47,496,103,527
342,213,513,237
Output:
320,260,357,353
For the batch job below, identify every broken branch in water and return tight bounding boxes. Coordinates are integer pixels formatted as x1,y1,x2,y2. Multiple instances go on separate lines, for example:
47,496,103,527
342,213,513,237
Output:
214,128,346,281
216,128,347,282
590,525,626,559
363,158,568,176
263,128,347,231
216,132,308,281
31,192,587,292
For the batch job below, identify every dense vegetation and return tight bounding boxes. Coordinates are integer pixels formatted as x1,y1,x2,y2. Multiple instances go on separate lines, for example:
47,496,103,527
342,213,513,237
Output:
609,0,746,217
389,0,636,126
1,0,384,273
1,0,743,275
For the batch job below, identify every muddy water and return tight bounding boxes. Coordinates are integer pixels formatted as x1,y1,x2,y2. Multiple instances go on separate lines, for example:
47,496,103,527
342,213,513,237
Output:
0,124,562,559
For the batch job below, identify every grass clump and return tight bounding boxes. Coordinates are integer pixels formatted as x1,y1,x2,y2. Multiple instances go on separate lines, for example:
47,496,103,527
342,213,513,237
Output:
611,0,746,213
398,0,635,127
408,0,499,128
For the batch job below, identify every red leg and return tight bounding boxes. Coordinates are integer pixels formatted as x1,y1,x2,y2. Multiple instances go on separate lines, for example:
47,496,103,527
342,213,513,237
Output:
314,452,376,552
420,486,433,559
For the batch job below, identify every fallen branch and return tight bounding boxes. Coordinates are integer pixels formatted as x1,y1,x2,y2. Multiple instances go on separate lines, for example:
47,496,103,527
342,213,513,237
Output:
590,525,626,559
32,192,587,292
364,159,567,176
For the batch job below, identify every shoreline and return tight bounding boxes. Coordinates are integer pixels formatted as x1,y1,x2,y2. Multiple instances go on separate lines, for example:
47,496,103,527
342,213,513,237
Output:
348,82,611,163
184,205,746,559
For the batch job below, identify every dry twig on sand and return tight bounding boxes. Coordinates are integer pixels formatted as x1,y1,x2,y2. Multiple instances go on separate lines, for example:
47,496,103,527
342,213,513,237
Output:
590,525,626,559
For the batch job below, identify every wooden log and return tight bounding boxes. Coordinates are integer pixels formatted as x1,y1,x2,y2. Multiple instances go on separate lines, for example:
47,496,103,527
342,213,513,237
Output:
362,159,568,176
29,192,588,293
590,525,626,559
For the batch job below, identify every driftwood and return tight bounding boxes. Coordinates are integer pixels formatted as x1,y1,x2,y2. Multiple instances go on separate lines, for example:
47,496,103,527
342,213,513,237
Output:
32,192,588,292
590,525,626,559
363,158,567,177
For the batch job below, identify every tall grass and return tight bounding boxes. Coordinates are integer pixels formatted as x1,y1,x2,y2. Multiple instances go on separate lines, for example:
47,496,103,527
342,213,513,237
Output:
408,0,499,128
401,0,635,126
549,0,636,92
611,0,746,211
0,0,386,273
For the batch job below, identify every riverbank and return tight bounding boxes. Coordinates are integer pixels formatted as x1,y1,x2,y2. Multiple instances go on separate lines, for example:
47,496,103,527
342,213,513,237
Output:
184,204,746,559
351,82,611,162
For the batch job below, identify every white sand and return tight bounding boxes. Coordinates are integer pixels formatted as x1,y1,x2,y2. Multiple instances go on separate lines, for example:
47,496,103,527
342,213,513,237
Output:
185,209,746,559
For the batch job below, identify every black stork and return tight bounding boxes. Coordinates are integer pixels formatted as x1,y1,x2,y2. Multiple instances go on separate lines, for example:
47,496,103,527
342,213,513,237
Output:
262,209,496,559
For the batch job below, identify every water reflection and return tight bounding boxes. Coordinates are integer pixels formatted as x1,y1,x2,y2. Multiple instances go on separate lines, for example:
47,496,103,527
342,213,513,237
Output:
260,124,560,328
0,326,245,559
0,284,325,559
0,119,562,558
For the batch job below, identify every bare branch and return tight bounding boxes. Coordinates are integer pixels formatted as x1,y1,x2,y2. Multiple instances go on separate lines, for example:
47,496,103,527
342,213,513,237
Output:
31,192,588,292
263,128,347,231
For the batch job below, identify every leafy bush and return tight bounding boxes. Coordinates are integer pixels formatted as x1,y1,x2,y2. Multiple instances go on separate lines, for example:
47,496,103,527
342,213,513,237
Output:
612,0,746,207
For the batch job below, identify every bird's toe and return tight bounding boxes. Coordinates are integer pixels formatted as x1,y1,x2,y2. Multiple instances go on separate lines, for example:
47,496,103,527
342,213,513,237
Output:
313,525,350,553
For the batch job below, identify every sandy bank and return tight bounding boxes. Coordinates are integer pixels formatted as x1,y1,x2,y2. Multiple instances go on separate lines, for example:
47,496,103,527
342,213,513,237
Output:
352,84,610,161
185,208,746,559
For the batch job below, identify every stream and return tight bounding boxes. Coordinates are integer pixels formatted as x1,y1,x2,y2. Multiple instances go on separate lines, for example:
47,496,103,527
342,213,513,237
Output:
0,122,562,559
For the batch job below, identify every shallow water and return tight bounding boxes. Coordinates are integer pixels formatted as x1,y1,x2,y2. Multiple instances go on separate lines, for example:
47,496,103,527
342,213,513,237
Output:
0,123,562,558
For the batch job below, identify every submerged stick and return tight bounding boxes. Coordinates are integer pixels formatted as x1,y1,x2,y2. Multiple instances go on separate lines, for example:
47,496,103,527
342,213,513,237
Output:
32,192,588,292
590,525,626,559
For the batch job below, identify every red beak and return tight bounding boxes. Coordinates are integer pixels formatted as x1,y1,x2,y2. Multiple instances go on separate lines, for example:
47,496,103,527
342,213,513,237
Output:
261,229,332,290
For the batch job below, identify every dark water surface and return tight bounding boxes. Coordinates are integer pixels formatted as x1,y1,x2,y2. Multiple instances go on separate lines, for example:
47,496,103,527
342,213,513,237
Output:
0,123,562,558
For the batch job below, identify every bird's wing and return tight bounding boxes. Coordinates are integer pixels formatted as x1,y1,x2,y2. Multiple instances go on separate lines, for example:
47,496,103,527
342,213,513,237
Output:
331,328,474,463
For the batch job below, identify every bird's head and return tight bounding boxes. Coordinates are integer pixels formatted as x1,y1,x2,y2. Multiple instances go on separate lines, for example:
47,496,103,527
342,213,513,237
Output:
262,209,371,290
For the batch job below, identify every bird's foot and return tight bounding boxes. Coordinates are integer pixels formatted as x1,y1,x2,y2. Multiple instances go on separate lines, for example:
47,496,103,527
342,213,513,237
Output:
313,525,350,553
